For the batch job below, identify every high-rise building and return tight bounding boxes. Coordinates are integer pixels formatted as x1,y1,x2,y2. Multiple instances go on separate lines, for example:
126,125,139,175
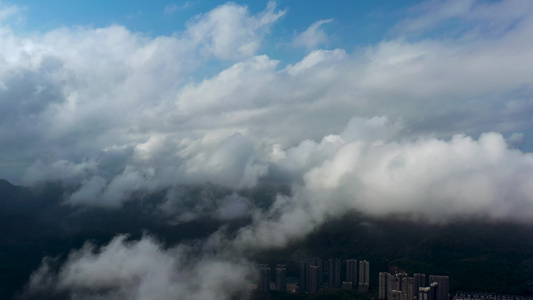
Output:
402,276,414,300
258,264,271,292
299,260,309,292
309,257,323,289
379,272,389,299
358,260,370,292
300,258,323,293
391,290,408,300
346,259,358,289
387,273,400,299
429,282,439,300
309,265,320,294
419,284,438,300
396,273,408,290
429,275,449,300
383,272,414,300
276,264,287,292
414,274,425,288
413,274,426,300
328,258,341,288
419,287,430,300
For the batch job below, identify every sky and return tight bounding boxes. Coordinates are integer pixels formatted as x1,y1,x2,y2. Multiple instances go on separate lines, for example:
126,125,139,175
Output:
10,1,411,40
3,0,533,299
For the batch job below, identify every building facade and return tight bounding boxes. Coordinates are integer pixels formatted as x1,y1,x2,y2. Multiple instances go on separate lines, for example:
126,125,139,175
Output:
346,259,358,289
276,264,287,292
358,260,370,292
413,274,426,300
258,264,271,292
379,272,389,299
328,258,341,288
299,260,308,292
309,265,320,294
402,276,414,300
429,275,449,300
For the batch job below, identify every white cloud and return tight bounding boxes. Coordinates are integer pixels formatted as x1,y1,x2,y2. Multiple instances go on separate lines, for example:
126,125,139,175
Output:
183,1,286,59
395,0,476,33
215,193,252,220
25,234,255,300
0,2,284,189
292,19,333,49
12,2,533,298
506,132,525,149
182,133,268,189
234,118,533,250
24,117,533,297
12,12,533,206
0,3,24,25
23,159,99,184
0,0,532,239
395,0,533,36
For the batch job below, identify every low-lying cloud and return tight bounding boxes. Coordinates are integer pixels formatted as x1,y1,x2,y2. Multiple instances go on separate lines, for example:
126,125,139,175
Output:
24,234,255,300
233,117,533,250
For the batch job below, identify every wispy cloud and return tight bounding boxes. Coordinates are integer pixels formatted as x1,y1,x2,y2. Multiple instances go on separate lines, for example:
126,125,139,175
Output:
394,0,533,37
164,2,192,16
0,3,25,25
292,18,333,49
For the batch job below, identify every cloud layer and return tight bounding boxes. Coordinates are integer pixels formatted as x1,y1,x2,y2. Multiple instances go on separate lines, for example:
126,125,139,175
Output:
5,1,533,299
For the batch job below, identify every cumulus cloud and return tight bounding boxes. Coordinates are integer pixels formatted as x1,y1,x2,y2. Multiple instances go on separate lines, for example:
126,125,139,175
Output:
184,1,286,59
59,132,268,208
506,132,525,149
0,0,531,211
10,1,533,298
22,117,533,298
215,193,252,220
181,132,268,189
234,117,533,250
157,185,256,224
24,234,255,300
0,2,284,189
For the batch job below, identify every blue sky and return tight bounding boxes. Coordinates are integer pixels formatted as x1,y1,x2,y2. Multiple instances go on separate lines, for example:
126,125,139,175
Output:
11,1,419,58
13,1,412,36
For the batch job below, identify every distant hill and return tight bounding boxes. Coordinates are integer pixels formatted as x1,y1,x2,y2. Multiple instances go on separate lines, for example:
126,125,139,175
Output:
0,179,276,299
1,179,533,298
251,213,533,296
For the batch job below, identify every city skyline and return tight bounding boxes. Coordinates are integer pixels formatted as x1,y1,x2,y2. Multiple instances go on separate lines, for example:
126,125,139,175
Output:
256,258,453,300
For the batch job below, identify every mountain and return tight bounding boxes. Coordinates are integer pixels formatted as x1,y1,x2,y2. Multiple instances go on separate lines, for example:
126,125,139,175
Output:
1,179,533,298
252,213,533,296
